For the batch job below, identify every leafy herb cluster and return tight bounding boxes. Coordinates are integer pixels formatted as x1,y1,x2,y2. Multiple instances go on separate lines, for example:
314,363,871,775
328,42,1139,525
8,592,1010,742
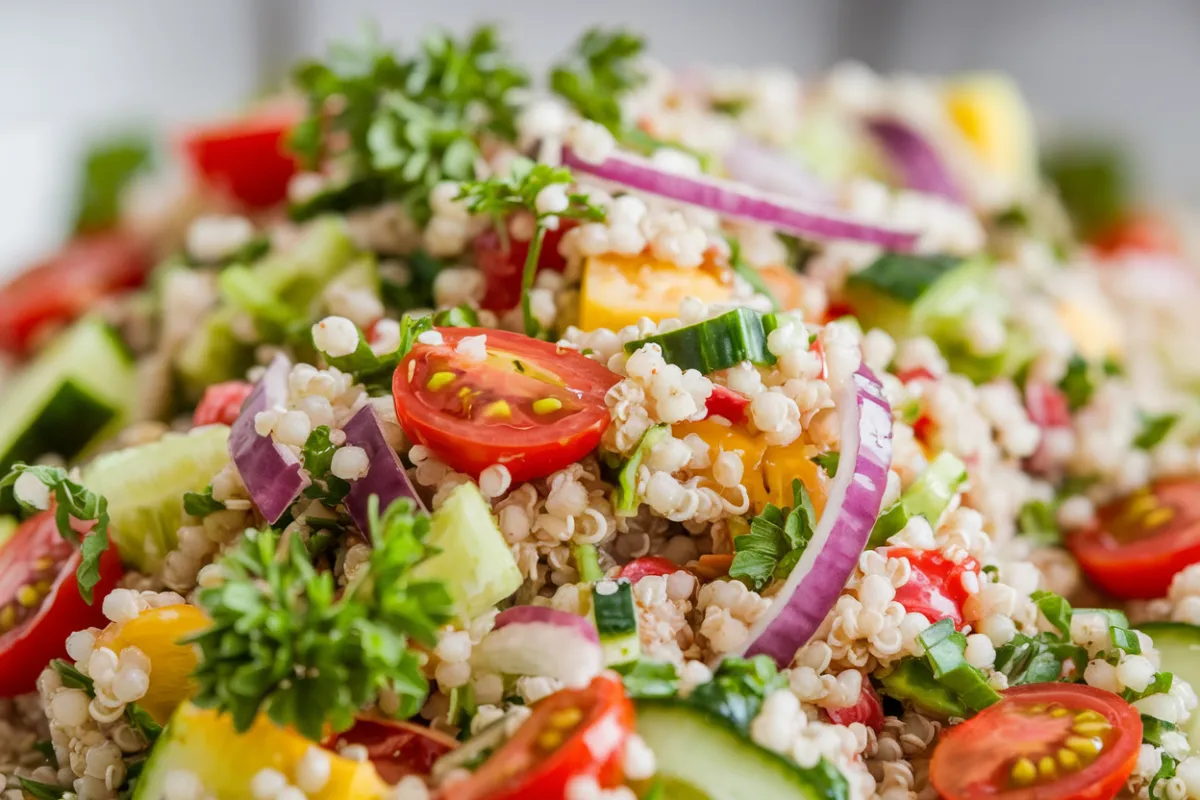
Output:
188,497,454,740
617,655,786,733
550,28,646,135
729,479,815,590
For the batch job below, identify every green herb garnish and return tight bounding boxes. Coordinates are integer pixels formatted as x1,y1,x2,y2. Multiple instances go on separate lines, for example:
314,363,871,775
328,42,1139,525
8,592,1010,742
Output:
730,479,815,590
550,28,646,134
183,486,226,518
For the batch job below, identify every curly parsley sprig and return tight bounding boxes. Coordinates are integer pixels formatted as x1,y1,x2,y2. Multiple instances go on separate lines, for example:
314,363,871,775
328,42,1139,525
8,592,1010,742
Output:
456,157,605,338
0,464,110,604
550,28,647,135
188,497,454,740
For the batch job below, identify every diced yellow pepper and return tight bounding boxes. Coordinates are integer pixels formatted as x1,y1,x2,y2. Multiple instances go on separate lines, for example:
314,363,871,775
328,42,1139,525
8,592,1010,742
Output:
95,604,210,724
944,73,1036,186
579,254,733,331
1056,298,1125,361
762,444,828,519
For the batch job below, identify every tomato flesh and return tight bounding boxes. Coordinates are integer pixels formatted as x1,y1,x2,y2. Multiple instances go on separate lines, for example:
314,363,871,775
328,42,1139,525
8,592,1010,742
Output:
0,512,123,696
887,547,980,628
321,717,456,784
181,108,299,210
703,386,750,425
442,673,632,800
1067,478,1200,599
474,222,574,312
824,682,885,733
193,380,253,428
0,231,149,356
393,328,619,484
931,684,1141,800
1091,212,1180,259
619,556,681,583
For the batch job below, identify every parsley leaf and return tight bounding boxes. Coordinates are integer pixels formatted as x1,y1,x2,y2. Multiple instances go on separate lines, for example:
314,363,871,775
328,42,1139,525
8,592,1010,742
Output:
73,134,152,233
301,427,352,507
183,486,225,518
727,236,779,310
1058,354,1095,411
687,656,788,734
615,659,680,699
1134,411,1179,450
730,479,814,590
811,452,840,478
1016,499,1060,545
51,659,95,694
0,465,111,604
1031,589,1073,637
189,497,454,740
550,28,645,134
18,778,67,800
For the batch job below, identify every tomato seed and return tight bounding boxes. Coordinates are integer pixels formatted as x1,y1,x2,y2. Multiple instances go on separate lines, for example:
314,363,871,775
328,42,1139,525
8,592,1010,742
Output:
1037,756,1057,780
533,397,563,415
1010,757,1037,786
1058,748,1081,771
426,372,456,391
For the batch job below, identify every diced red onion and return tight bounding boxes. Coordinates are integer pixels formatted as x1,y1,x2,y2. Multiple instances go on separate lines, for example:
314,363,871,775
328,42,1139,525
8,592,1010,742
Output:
229,355,311,524
865,117,965,204
474,606,603,685
723,137,832,204
342,404,425,531
561,145,918,250
737,365,893,668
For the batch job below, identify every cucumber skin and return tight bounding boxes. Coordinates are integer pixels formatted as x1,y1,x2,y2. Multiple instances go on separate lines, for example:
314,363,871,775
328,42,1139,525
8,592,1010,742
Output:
624,308,779,374
1136,622,1200,754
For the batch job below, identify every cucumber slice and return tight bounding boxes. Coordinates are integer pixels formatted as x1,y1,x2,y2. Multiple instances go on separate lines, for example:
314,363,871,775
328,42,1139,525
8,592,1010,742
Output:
81,426,231,571
624,308,780,374
636,698,849,800
0,319,135,510
1136,622,1200,753
416,482,522,620
869,451,967,547
591,579,640,666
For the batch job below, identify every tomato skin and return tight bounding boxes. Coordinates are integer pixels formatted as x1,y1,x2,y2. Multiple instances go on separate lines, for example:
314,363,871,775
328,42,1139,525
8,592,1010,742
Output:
474,222,573,312
1067,478,1200,599
193,381,253,428
392,328,619,484
619,556,681,583
442,673,633,800
181,109,299,210
887,547,980,628
930,684,1141,800
0,512,123,696
896,367,936,384
0,231,149,356
824,682,885,733
704,386,750,425
321,716,456,784
1091,212,1180,260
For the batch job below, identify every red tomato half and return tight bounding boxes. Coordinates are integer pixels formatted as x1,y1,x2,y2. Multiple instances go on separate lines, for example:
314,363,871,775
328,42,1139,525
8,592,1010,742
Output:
703,385,750,425
824,681,885,733
0,231,149,356
1067,478,1200,599
181,108,299,210
1091,212,1180,260
474,222,574,312
193,380,253,428
930,684,1141,800
442,673,633,800
321,717,456,784
393,328,620,484
0,512,123,696
618,556,681,583
887,547,980,628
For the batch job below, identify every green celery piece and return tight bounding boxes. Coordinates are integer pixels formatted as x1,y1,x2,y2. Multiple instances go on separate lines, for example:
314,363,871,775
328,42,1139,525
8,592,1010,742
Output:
615,425,669,515
624,308,780,374
868,452,967,548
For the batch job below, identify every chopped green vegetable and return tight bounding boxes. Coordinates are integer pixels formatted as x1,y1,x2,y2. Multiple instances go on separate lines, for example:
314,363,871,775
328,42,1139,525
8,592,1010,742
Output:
1110,626,1143,655
846,252,965,305
73,134,152,233
730,479,814,590
1123,672,1173,703
314,320,403,394
432,304,480,328
574,543,604,583
1016,499,1060,545
1135,411,1179,450
51,659,95,694
591,579,640,666
869,452,966,548
183,486,225,518
686,656,788,734
615,659,680,699
1042,143,1130,240
624,308,781,374
728,237,779,310
1058,355,1096,411
1031,589,1073,637
918,619,1001,712
550,28,645,134
300,426,352,507
993,632,1086,686
878,658,966,718
614,424,668,515
18,778,67,800
811,452,840,478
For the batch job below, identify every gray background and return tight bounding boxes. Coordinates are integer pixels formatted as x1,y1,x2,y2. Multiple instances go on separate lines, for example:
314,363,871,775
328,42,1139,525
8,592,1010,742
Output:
3,0,1199,272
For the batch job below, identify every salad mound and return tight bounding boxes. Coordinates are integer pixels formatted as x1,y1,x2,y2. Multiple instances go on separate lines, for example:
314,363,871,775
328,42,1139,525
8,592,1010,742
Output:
2,22,1200,800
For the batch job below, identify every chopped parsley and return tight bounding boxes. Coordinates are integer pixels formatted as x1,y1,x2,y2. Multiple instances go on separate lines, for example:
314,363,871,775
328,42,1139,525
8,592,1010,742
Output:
301,426,352,507
1016,499,1060,545
1134,411,1179,450
730,479,816,590
1058,354,1096,411
73,134,152,233
618,656,785,734
550,28,646,135
811,451,840,478
183,486,225,518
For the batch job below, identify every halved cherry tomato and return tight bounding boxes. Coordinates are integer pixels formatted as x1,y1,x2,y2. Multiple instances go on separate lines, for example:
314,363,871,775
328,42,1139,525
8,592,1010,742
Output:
322,716,457,784
930,683,1141,800
618,556,681,583
1091,212,1180,260
193,380,253,427
887,547,980,628
703,385,750,425
442,673,633,800
0,231,149,356
896,367,936,385
1067,478,1200,599
392,328,620,484
181,107,299,210
1025,382,1071,429
474,221,575,312
0,511,123,696
824,681,885,733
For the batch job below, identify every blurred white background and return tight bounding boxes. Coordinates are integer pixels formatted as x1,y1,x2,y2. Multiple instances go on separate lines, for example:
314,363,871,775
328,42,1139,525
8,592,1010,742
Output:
3,0,1200,274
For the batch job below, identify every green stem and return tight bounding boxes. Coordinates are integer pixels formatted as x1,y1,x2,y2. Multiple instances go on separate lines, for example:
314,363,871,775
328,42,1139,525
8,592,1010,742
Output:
521,224,548,338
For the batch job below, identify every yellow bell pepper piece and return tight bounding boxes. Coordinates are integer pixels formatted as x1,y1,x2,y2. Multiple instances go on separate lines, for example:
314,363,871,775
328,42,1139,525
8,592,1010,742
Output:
579,254,733,331
944,73,1036,185
1055,298,1125,362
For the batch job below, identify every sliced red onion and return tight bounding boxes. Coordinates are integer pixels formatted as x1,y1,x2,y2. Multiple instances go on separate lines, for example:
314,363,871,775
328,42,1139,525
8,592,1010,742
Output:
865,117,965,204
723,137,832,204
474,606,603,686
229,355,311,524
342,404,425,531
738,365,893,668
562,145,917,250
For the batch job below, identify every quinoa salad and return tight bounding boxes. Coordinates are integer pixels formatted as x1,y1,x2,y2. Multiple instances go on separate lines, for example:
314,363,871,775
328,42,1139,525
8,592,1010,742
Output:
4,24,1200,800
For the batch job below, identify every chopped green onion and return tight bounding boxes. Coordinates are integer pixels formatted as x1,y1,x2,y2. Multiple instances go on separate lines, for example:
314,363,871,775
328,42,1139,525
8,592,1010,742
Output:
918,619,1001,712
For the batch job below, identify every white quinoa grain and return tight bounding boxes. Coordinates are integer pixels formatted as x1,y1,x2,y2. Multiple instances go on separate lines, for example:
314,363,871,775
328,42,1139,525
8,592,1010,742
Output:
274,410,313,448
102,589,142,626
163,769,204,800
50,689,91,729
478,465,513,499
330,446,370,481
250,768,288,800
312,315,360,358
296,746,333,793
456,335,488,363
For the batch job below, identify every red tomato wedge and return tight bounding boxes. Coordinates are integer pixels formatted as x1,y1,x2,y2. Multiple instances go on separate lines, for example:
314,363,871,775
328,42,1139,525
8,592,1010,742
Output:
474,222,574,312
0,231,149,356
193,380,253,428
824,681,885,733
930,684,1141,800
887,547,980,628
703,385,750,425
441,673,633,800
0,512,123,696
1067,478,1200,599
393,328,620,484
181,107,299,210
618,556,681,583
321,717,456,784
